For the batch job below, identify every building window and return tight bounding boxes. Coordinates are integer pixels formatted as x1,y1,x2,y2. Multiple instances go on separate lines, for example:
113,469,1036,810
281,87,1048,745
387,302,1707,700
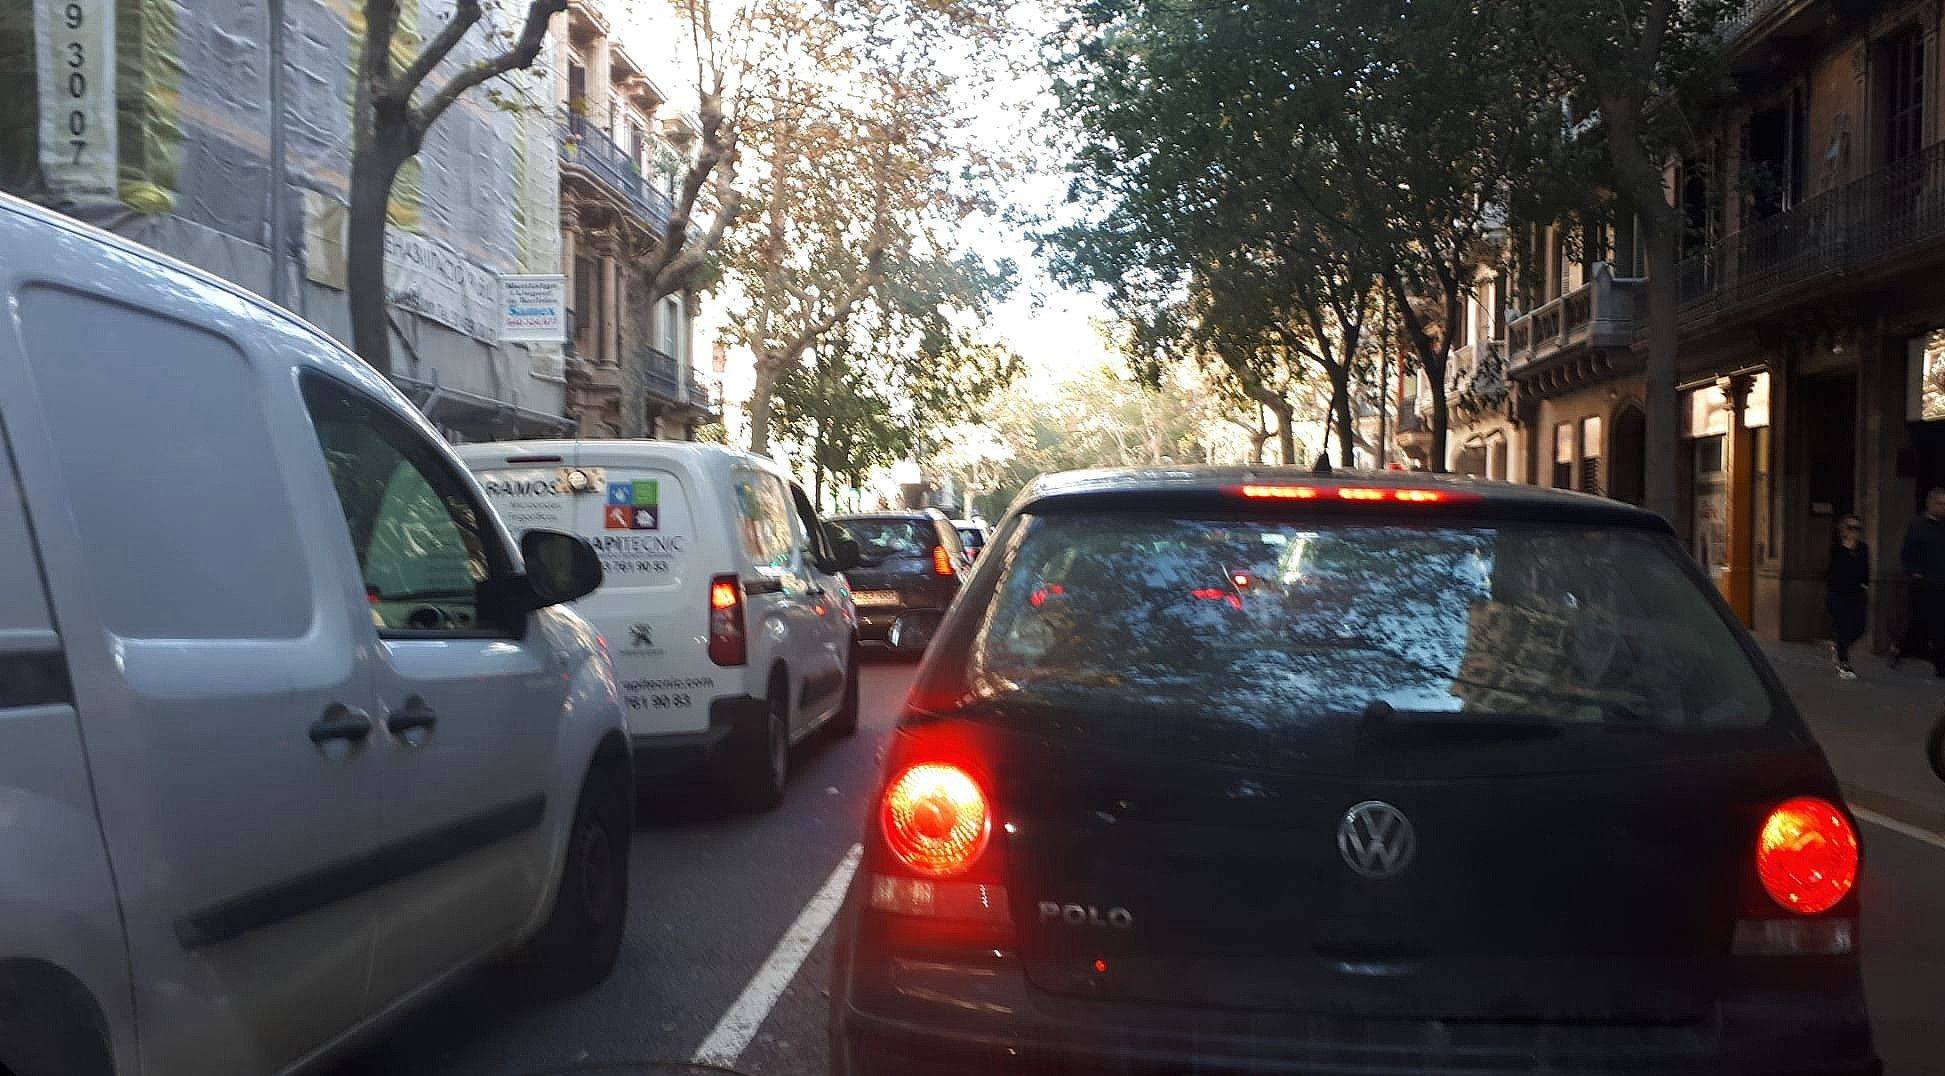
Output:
1881,26,1925,166
1580,415,1603,496
1492,271,1508,338
630,120,649,171
1553,422,1575,489
567,60,587,112
661,296,681,358
1451,299,1469,348
573,255,597,356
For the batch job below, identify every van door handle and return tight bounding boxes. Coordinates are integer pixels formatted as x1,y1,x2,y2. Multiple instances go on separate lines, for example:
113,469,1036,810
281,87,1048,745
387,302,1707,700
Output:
309,706,374,745
386,699,439,736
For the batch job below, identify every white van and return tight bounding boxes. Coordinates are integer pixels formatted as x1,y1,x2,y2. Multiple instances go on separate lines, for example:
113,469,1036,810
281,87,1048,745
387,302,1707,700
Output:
0,194,632,1076
459,440,863,807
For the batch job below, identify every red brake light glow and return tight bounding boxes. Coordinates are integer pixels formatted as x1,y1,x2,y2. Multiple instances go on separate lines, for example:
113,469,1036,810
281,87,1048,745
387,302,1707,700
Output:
932,545,956,577
881,763,991,878
1236,483,1473,504
707,574,746,666
1756,797,1859,915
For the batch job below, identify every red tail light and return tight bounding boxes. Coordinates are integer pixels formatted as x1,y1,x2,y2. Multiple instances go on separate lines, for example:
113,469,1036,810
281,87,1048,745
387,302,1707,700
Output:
881,763,991,877
1234,483,1477,504
707,574,746,666
1756,797,1859,915
932,545,956,577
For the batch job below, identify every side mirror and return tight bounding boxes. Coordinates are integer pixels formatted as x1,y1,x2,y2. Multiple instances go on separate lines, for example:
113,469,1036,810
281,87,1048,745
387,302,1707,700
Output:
821,532,862,574
520,529,603,608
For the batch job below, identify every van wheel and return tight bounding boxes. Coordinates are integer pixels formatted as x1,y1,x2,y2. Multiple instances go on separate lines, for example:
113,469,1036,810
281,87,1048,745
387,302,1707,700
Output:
830,641,861,739
736,680,789,809
516,759,630,998
1928,713,1945,782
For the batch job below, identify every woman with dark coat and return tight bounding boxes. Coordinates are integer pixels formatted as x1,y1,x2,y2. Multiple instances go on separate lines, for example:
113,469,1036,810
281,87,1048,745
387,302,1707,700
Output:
1827,515,1870,680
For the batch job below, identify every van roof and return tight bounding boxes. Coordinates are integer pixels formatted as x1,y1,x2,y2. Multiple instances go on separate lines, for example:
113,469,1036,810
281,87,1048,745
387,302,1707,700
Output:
1,192,360,376
454,439,786,473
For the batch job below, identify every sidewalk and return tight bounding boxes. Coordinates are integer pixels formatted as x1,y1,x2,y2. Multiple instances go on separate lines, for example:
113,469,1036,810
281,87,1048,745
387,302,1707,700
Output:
1758,640,1945,833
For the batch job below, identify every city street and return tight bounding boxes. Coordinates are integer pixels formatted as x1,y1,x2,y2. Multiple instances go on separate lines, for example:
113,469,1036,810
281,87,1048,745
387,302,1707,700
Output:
327,651,1945,1076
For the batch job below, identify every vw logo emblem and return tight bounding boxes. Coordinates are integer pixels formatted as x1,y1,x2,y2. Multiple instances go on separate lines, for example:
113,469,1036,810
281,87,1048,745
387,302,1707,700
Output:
1337,800,1416,879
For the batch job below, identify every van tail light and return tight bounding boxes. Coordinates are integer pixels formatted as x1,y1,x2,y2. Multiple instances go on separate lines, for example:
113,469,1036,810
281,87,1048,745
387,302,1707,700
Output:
868,758,1011,927
707,574,746,666
1735,796,1860,955
932,545,955,577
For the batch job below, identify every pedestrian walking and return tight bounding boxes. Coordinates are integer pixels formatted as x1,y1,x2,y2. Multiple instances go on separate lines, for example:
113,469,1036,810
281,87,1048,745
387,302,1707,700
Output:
1900,488,1945,678
1826,515,1869,680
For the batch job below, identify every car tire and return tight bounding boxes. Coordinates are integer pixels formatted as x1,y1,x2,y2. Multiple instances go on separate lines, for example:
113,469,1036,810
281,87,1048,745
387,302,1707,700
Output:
736,678,790,809
1928,712,1945,783
515,757,630,999
830,641,861,739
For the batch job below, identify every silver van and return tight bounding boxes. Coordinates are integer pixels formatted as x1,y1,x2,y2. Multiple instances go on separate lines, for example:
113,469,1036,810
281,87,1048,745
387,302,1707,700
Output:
0,194,632,1075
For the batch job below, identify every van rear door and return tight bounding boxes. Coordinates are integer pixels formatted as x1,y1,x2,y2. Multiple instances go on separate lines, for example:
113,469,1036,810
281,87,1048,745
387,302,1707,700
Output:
572,457,710,737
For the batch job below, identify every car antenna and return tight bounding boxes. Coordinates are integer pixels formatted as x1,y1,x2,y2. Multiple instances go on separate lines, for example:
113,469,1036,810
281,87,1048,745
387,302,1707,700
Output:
1312,453,1333,476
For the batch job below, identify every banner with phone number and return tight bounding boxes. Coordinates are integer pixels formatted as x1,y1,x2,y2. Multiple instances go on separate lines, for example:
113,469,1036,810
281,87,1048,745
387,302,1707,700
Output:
36,0,117,201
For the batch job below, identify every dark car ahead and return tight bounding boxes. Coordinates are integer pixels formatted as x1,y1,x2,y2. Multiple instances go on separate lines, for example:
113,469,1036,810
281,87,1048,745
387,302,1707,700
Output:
830,468,1877,1076
832,509,970,651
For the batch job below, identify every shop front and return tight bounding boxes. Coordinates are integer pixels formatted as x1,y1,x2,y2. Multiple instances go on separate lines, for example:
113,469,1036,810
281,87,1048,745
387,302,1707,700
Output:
1681,372,1771,627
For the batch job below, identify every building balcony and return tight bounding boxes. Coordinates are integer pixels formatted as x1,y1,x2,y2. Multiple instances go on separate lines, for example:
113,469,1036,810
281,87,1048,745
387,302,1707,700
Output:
558,109,674,233
638,345,684,404
1679,139,1945,329
1506,265,1642,372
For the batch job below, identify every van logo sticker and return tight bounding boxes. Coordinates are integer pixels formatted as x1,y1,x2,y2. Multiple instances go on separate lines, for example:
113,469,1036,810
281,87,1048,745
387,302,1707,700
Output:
604,480,660,530
630,624,653,648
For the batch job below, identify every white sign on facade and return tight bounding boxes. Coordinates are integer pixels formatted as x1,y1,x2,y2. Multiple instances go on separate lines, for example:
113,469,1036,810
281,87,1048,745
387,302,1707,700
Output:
35,0,117,201
500,275,568,343
383,227,502,342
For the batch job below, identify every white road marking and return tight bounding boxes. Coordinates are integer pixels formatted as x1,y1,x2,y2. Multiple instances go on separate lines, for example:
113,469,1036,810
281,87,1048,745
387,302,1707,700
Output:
692,842,864,1067
1855,806,1945,850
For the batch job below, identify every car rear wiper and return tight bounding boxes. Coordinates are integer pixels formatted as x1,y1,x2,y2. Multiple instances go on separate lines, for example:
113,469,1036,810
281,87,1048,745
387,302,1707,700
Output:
1360,700,1564,739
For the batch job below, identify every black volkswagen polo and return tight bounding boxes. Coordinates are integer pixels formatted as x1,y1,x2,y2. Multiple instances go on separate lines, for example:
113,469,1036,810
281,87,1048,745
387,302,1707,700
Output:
829,468,1878,1075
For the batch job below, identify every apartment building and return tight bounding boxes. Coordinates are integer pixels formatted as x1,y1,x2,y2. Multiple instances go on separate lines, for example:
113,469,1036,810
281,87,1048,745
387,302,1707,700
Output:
552,0,719,439
1461,0,1945,644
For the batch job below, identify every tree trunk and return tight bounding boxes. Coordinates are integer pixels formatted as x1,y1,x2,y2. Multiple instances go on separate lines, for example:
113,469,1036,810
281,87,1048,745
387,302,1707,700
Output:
1328,363,1354,467
747,357,784,456
347,138,407,376
1427,359,1449,473
1640,217,1681,523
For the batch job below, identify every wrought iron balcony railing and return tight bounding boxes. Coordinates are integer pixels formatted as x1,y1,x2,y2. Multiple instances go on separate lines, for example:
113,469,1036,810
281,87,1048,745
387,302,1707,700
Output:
1678,140,1945,325
557,109,674,232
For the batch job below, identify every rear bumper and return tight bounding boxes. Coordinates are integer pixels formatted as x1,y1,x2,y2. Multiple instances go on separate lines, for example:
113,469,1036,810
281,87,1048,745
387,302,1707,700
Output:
629,694,767,778
854,606,946,643
833,915,1880,1076
837,1003,1881,1076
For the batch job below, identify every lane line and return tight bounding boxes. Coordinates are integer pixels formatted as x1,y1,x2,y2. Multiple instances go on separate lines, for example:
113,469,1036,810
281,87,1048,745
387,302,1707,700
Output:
1855,806,1945,850
692,842,864,1067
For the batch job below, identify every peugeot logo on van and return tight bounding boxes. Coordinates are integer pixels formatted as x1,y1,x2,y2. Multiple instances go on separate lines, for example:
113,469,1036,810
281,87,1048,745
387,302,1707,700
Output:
1337,800,1416,879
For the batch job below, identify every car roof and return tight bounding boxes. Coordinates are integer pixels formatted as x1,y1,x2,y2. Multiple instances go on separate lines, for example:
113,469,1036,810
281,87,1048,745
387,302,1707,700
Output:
832,509,947,522
1008,466,1671,531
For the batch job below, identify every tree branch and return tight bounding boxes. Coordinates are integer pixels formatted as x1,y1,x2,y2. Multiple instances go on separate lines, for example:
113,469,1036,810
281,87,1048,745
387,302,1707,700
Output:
388,0,483,104
411,0,565,141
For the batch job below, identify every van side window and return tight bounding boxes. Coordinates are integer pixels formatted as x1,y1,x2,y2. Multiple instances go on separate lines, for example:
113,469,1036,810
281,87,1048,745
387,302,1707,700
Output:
300,376,507,635
15,286,312,639
733,474,797,569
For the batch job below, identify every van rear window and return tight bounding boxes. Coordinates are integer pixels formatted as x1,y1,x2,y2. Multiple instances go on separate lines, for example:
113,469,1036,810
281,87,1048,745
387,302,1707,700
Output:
944,515,1771,733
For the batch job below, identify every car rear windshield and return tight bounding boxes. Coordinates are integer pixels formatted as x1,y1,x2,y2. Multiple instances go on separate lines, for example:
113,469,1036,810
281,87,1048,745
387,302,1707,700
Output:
942,514,1772,736
957,527,985,547
837,519,933,560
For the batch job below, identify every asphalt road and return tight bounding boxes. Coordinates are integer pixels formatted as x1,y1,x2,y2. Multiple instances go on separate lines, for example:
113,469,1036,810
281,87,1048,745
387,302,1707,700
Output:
331,659,1945,1076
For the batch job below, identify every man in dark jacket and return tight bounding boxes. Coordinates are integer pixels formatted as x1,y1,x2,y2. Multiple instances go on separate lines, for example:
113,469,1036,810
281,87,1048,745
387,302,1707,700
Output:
1901,488,1945,676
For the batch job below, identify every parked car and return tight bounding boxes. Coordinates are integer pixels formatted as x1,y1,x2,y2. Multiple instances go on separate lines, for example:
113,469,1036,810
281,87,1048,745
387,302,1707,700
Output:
830,509,971,653
830,468,1878,1076
0,193,631,1076
462,440,862,807
951,518,990,561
